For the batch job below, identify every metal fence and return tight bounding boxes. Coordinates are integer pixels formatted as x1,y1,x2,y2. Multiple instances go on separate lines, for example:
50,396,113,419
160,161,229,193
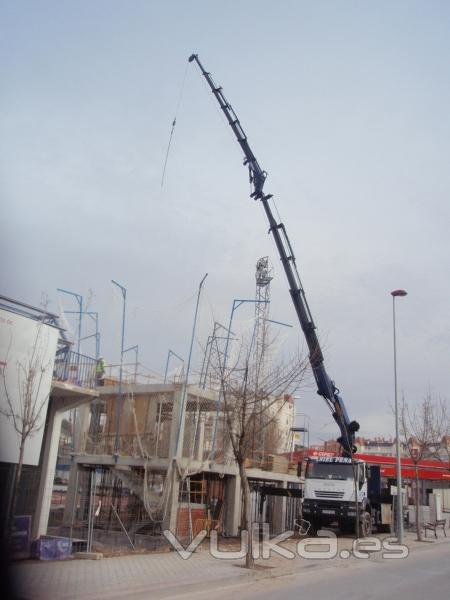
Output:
53,348,97,388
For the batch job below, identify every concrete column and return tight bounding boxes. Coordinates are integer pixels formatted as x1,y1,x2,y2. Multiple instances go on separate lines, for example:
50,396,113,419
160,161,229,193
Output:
223,428,235,464
169,386,185,459
74,404,91,454
32,390,98,540
272,479,287,535
62,463,80,528
32,401,63,539
196,415,205,461
145,395,159,455
146,395,158,429
223,473,241,536
165,462,181,533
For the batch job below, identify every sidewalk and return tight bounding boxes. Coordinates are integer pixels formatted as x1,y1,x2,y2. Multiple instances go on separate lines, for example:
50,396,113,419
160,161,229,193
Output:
10,531,449,600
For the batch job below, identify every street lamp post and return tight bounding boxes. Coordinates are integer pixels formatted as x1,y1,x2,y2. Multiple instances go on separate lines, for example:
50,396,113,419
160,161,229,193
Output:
199,322,235,389
57,289,83,454
57,288,83,353
164,349,185,383
123,345,139,383
175,273,208,457
112,280,127,457
68,310,100,359
391,288,407,544
86,311,100,359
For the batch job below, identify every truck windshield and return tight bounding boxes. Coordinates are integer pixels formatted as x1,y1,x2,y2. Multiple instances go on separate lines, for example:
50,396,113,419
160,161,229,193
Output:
306,462,354,481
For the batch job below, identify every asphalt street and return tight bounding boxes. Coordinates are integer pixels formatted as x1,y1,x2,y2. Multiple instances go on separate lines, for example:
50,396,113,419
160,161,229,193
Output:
186,541,450,600
10,533,449,600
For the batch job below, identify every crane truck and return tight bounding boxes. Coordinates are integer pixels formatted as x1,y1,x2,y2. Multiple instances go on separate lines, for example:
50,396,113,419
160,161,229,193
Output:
189,54,394,536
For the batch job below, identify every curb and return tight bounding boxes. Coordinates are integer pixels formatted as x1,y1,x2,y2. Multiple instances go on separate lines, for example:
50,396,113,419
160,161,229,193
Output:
54,570,259,600
149,535,450,598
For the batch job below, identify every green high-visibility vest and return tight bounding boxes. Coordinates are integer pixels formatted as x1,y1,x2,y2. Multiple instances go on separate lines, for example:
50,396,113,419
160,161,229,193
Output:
96,360,105,374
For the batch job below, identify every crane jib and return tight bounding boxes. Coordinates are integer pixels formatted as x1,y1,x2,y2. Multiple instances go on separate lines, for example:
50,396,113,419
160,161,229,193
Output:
189,53,359,456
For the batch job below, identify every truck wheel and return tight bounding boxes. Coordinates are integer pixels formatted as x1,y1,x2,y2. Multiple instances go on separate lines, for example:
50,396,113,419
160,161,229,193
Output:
307,520,320,536
360,511,372,537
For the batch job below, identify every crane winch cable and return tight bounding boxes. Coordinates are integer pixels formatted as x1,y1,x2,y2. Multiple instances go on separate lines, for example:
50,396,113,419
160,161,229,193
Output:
160,62,189,187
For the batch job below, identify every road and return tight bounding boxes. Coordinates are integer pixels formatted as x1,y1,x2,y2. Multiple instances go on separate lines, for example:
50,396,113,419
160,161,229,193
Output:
185,542,450,600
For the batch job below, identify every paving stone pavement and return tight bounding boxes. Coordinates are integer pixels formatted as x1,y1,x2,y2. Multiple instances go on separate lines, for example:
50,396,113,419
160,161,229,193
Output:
9,530,449,600
10,546,255,600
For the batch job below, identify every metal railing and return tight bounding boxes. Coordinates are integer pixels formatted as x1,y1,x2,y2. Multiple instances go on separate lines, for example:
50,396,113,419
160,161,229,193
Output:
53,348,97,389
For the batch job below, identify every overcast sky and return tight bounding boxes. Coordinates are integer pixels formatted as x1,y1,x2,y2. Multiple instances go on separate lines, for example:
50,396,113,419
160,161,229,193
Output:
1,1,449,443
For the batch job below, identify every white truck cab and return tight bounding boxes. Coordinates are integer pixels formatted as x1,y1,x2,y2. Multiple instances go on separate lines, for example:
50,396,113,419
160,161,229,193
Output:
302,456,372,535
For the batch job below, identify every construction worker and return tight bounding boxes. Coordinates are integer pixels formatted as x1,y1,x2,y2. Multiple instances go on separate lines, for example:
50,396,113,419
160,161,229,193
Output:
96,356,106,386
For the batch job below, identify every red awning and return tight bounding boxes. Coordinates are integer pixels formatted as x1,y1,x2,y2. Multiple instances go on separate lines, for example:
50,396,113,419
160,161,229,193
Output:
282,449,450,481
356,453,450,481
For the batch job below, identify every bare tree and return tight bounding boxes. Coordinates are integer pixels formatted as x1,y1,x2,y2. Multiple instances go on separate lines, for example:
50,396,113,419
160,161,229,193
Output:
215,340,309,568
0,319,52,540
429,397,450,463
440,407,450,463
398,393,448,541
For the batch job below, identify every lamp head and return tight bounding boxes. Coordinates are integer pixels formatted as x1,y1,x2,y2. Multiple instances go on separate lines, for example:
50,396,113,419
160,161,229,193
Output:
391,289,408,297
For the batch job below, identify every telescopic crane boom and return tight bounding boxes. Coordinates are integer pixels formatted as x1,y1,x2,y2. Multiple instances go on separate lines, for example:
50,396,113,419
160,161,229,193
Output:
189,53,359,455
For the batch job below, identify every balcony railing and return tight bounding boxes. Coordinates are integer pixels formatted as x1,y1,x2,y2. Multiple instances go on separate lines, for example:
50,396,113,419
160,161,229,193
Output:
53,348,97,389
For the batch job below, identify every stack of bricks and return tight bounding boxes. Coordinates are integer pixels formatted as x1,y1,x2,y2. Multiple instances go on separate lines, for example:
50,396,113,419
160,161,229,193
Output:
176,506,205,538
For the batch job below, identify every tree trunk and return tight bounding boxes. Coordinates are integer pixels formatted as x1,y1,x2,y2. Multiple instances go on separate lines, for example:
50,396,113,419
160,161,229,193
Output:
5,437,25,547
414,463,421,541
238,462,255,568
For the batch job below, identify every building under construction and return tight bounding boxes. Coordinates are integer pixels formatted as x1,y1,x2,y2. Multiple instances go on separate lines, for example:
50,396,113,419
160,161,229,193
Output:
50,379,300,551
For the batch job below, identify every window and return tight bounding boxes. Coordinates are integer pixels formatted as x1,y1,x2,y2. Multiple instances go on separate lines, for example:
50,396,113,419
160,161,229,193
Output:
305,461,354,481
179,474,206,504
